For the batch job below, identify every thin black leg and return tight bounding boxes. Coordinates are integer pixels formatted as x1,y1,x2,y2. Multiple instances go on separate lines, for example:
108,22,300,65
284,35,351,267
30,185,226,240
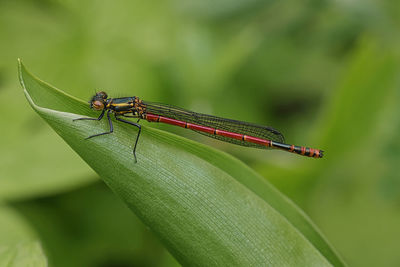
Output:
115,115,141,163
85,110,114,139
122,114,138,118
73,109,105,121
121,114,140,123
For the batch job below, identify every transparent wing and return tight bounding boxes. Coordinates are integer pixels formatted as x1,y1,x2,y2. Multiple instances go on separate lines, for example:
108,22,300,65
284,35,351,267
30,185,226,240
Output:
143,101,285,148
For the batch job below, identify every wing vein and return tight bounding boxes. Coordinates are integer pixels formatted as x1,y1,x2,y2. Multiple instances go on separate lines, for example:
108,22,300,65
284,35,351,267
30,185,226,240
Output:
143,101,285,147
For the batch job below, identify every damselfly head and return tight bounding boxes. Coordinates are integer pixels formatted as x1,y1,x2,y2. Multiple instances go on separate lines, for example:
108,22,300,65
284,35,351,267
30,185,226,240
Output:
89,91,108,111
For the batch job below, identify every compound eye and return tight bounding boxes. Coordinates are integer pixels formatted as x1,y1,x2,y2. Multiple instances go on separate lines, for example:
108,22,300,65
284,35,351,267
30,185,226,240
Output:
92,100,104,110
97,91,108,99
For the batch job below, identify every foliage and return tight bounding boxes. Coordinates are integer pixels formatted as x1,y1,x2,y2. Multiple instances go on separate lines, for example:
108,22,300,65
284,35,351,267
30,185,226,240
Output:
18,60,343,266
1,0,399,266
0,205,47,267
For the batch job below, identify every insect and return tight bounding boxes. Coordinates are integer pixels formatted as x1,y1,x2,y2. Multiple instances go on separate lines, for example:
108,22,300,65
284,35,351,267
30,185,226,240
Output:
74,91,324,162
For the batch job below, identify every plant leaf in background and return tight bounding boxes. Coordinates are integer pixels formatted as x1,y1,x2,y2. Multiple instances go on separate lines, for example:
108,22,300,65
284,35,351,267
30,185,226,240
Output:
19,60,345,266
0,205,47,267
12,182,180,267
306,39,400,267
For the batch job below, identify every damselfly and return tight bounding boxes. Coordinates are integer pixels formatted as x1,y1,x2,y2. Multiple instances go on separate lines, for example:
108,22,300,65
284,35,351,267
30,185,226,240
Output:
74,91,324,162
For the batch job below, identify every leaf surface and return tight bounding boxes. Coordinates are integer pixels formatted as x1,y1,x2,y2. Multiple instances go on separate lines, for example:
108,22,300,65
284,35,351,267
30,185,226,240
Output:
19,60,344,266
0,205,47,267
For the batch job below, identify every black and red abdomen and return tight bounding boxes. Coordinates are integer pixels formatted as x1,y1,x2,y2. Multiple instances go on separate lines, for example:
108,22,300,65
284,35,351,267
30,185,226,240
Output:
292,145,323,158
145,113,323,158
270,142,323,158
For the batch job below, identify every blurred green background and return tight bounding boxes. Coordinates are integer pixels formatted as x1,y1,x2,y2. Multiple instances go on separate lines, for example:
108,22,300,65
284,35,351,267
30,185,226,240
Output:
1,0,399,266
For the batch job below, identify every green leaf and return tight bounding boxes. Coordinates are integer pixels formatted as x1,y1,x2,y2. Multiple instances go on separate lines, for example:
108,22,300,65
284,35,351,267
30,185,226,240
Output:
19,59,345,266
0,205,47,267
319,38,398,159
0,69,97,201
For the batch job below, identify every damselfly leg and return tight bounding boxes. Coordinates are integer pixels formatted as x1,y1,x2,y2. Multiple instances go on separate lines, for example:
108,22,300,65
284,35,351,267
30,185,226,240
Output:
115,116,141,163
73,109,105,121
122,114,141,123
73,110,142,162
86,110,114,139
73,110,114,139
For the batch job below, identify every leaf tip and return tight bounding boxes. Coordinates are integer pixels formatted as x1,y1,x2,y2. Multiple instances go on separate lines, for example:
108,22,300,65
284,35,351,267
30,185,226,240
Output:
17,60,37,109
18,58,28,90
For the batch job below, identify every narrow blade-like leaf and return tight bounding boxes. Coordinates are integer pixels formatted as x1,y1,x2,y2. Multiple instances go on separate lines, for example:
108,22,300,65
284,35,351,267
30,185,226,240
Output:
19,60,344,266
